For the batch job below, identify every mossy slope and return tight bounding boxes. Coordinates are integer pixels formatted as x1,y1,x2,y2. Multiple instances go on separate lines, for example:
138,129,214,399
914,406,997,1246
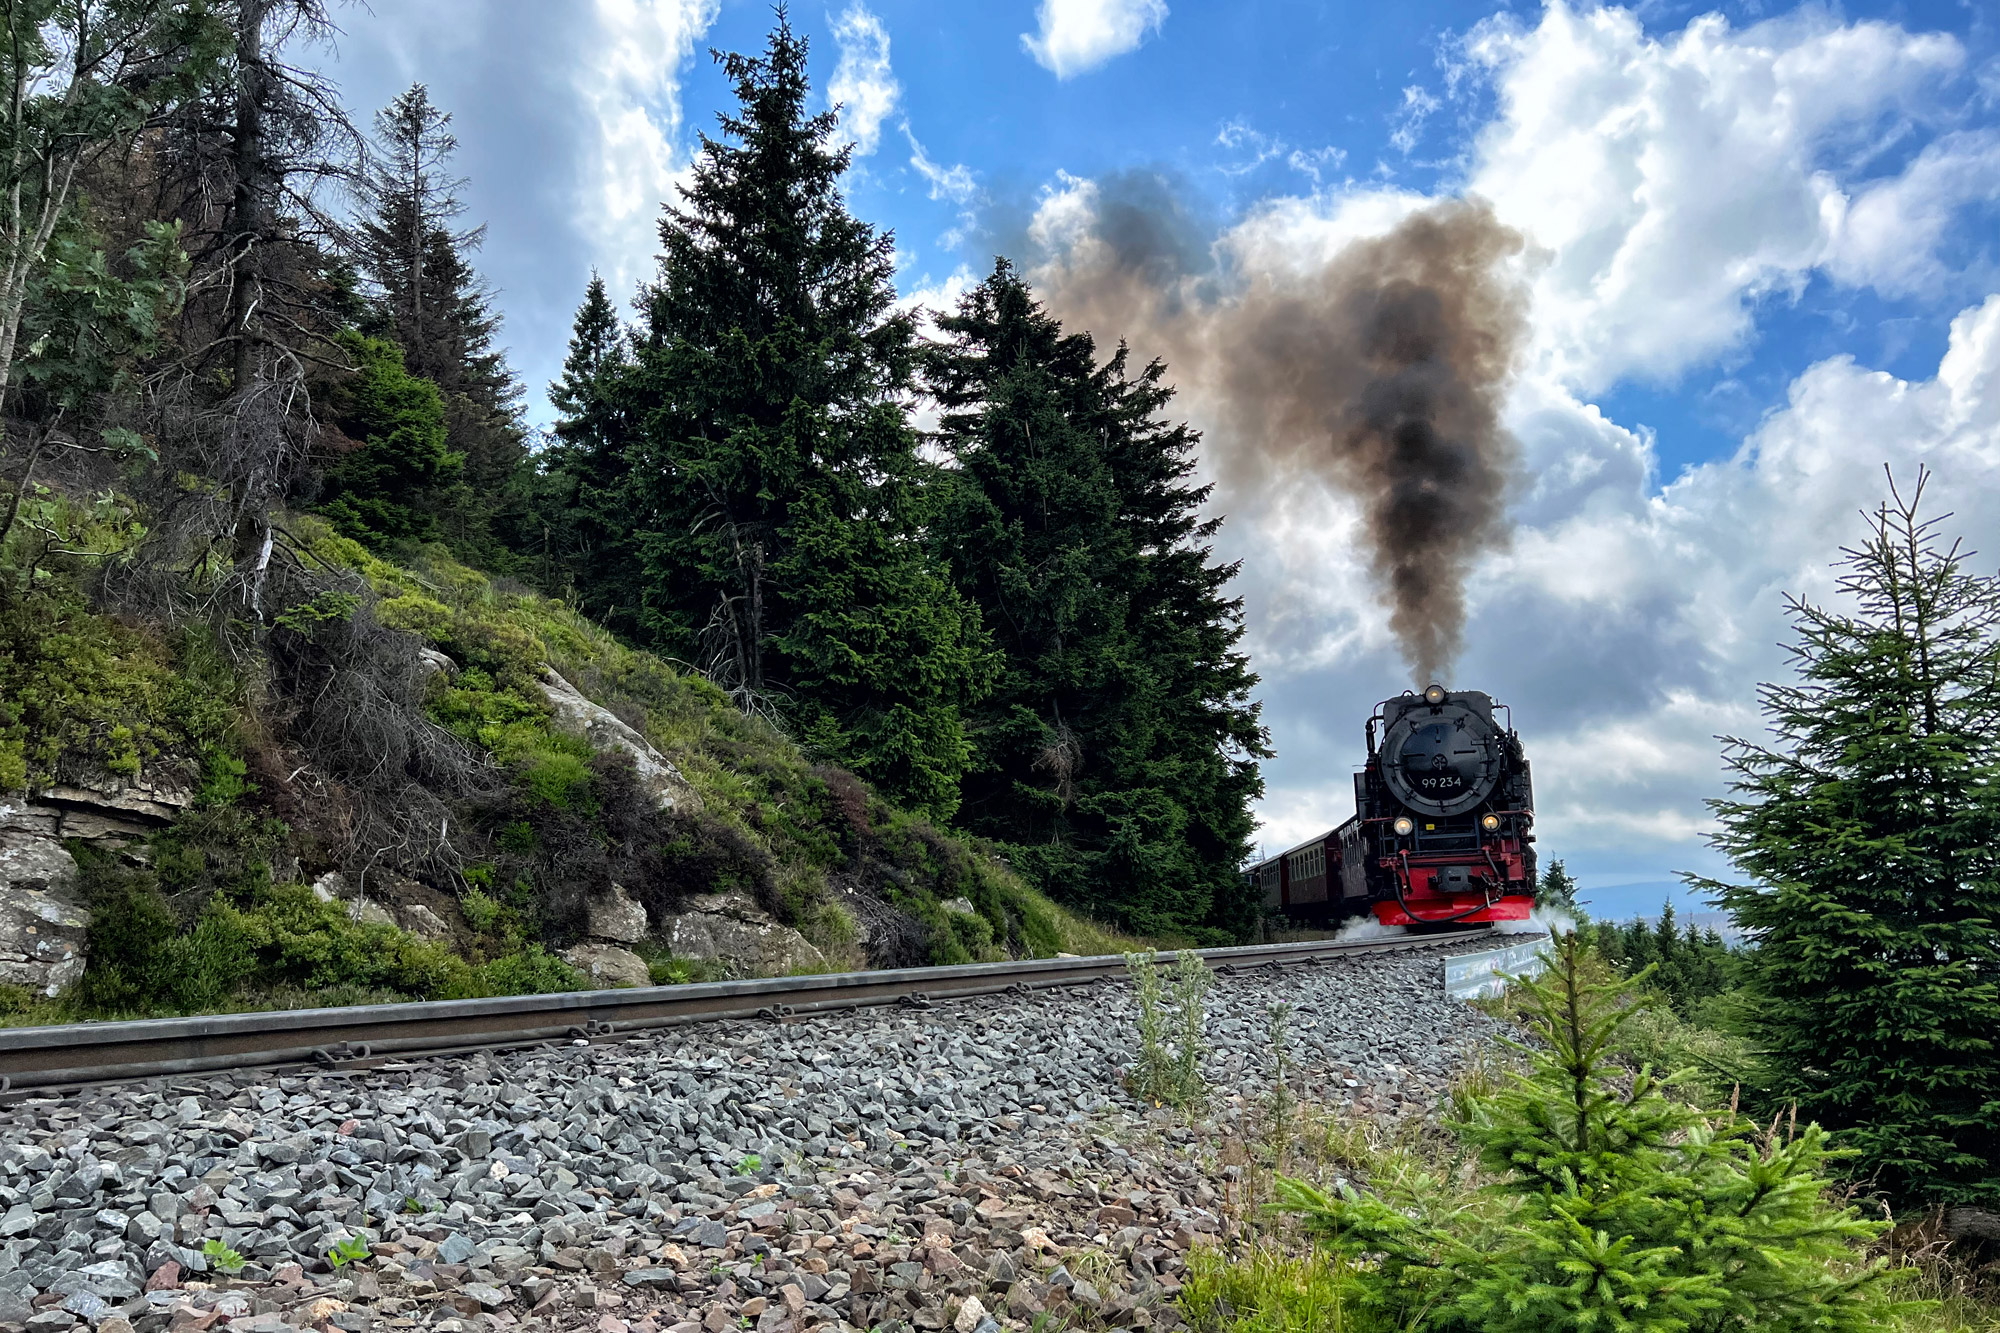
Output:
1,510,1138,1021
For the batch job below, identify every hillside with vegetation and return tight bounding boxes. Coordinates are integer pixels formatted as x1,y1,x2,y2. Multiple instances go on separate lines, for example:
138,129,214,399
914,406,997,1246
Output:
0,5,1245,1018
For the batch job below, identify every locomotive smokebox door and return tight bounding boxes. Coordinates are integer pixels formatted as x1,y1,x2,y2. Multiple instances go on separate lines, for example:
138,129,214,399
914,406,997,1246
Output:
1378,690,1505,817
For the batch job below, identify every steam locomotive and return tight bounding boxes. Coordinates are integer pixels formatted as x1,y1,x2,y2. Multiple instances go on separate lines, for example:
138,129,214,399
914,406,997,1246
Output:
1248,684,1535,927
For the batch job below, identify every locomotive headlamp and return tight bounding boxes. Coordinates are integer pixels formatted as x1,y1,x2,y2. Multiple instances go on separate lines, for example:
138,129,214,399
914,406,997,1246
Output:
1423,684,1447,704
1481,813,1501,832
1392,816,1415,836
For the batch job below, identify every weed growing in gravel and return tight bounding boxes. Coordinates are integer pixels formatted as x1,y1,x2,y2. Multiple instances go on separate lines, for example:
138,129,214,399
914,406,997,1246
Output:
202,1239,246,1274
1171,950,1215,1103
326,1235,371,1269
1126,951,1175,1104
1265,1003,1297,1163
1124,950,1213,1108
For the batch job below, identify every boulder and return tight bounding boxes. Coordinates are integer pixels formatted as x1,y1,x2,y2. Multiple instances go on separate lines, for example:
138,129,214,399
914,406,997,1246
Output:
559,942,650,989
657,890,825,979
347,898,396,928
395,902,453,941
586,882,649,944
538,669,699,813
415,647,459,680
0,800,90,996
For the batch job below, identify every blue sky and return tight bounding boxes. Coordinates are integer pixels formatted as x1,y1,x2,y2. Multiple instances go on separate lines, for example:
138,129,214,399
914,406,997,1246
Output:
316,0,2000,922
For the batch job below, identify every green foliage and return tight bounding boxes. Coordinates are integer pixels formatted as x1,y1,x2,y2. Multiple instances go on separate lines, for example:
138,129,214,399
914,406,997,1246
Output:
474,945,583,996
1124,949,1212,1108
317,330,463,549
0,578,238,794
325,1234,371,1269
71,811,582,1015
1179,1243,1362,1333
1588,899,1736,1016
201,1239,246,1275
10,217,186,441
1275,932,1916,1333
1700,473,2000,1207
924,260,1267,939
737,1154,762,1174
541,17,994,820
271,590,359,635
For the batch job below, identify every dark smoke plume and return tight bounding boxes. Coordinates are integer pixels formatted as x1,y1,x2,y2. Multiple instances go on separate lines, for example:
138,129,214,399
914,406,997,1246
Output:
1038,188,1527,683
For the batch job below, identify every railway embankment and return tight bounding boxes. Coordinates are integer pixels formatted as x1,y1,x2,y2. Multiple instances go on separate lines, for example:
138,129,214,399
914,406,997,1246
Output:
0,937,1520,1333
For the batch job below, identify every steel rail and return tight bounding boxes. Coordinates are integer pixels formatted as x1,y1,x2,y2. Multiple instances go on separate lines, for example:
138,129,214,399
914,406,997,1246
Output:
0,928,1494,1093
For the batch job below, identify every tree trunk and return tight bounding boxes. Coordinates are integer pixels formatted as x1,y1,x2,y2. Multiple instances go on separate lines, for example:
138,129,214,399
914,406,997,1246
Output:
226,0,274,392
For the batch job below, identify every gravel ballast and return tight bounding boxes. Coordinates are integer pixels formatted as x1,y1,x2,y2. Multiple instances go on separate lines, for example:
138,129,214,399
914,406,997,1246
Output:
0,938,1529,1333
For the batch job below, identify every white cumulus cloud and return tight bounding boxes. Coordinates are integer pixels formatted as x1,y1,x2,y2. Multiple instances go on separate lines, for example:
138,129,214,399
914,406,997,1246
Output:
576,0,719,296
905,124,978,204
1023,0,1167,80
830,2,899,157
1463,1,1984,393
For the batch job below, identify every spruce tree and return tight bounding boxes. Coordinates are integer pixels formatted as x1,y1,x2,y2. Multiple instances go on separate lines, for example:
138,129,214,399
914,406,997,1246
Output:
1277,932,1912,1333
353,83,527,564
316,329,458,549
924,260,1267,940
598,15,992,819
1701,469,2000,1206
537,273,634,599
1536,857,1579,915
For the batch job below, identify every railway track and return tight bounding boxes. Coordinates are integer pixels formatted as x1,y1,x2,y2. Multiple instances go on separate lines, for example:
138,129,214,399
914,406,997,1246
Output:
0,927,1497,1094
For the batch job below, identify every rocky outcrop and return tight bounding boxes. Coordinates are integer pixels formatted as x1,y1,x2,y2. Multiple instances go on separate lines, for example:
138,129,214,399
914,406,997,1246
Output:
657,889,825,979
586,882,648,944
39,767,193,826
560,942,651,988
0,801,88,996
538,668,699,813
0,771,194,998
415,646,459,680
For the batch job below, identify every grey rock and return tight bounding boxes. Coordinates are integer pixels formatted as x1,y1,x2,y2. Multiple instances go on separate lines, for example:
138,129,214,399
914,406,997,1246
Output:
436,1233,480,1265
656,891,825,981
59,1290,105,1321
394,902,453,942
346,898,395,929
585,883,649,945
458,1282,511,1308
415,647,459,681
559,943,650,989
539,668,698,813
678,1219,729,1250
0,800,89,997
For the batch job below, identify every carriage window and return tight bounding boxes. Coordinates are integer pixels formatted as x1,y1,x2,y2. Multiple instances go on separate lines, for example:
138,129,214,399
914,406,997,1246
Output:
1285,846,1326,879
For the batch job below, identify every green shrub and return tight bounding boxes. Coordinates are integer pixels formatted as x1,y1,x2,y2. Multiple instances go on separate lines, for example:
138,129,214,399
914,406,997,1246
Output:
1275,932,1919,1333
472,945,583,996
